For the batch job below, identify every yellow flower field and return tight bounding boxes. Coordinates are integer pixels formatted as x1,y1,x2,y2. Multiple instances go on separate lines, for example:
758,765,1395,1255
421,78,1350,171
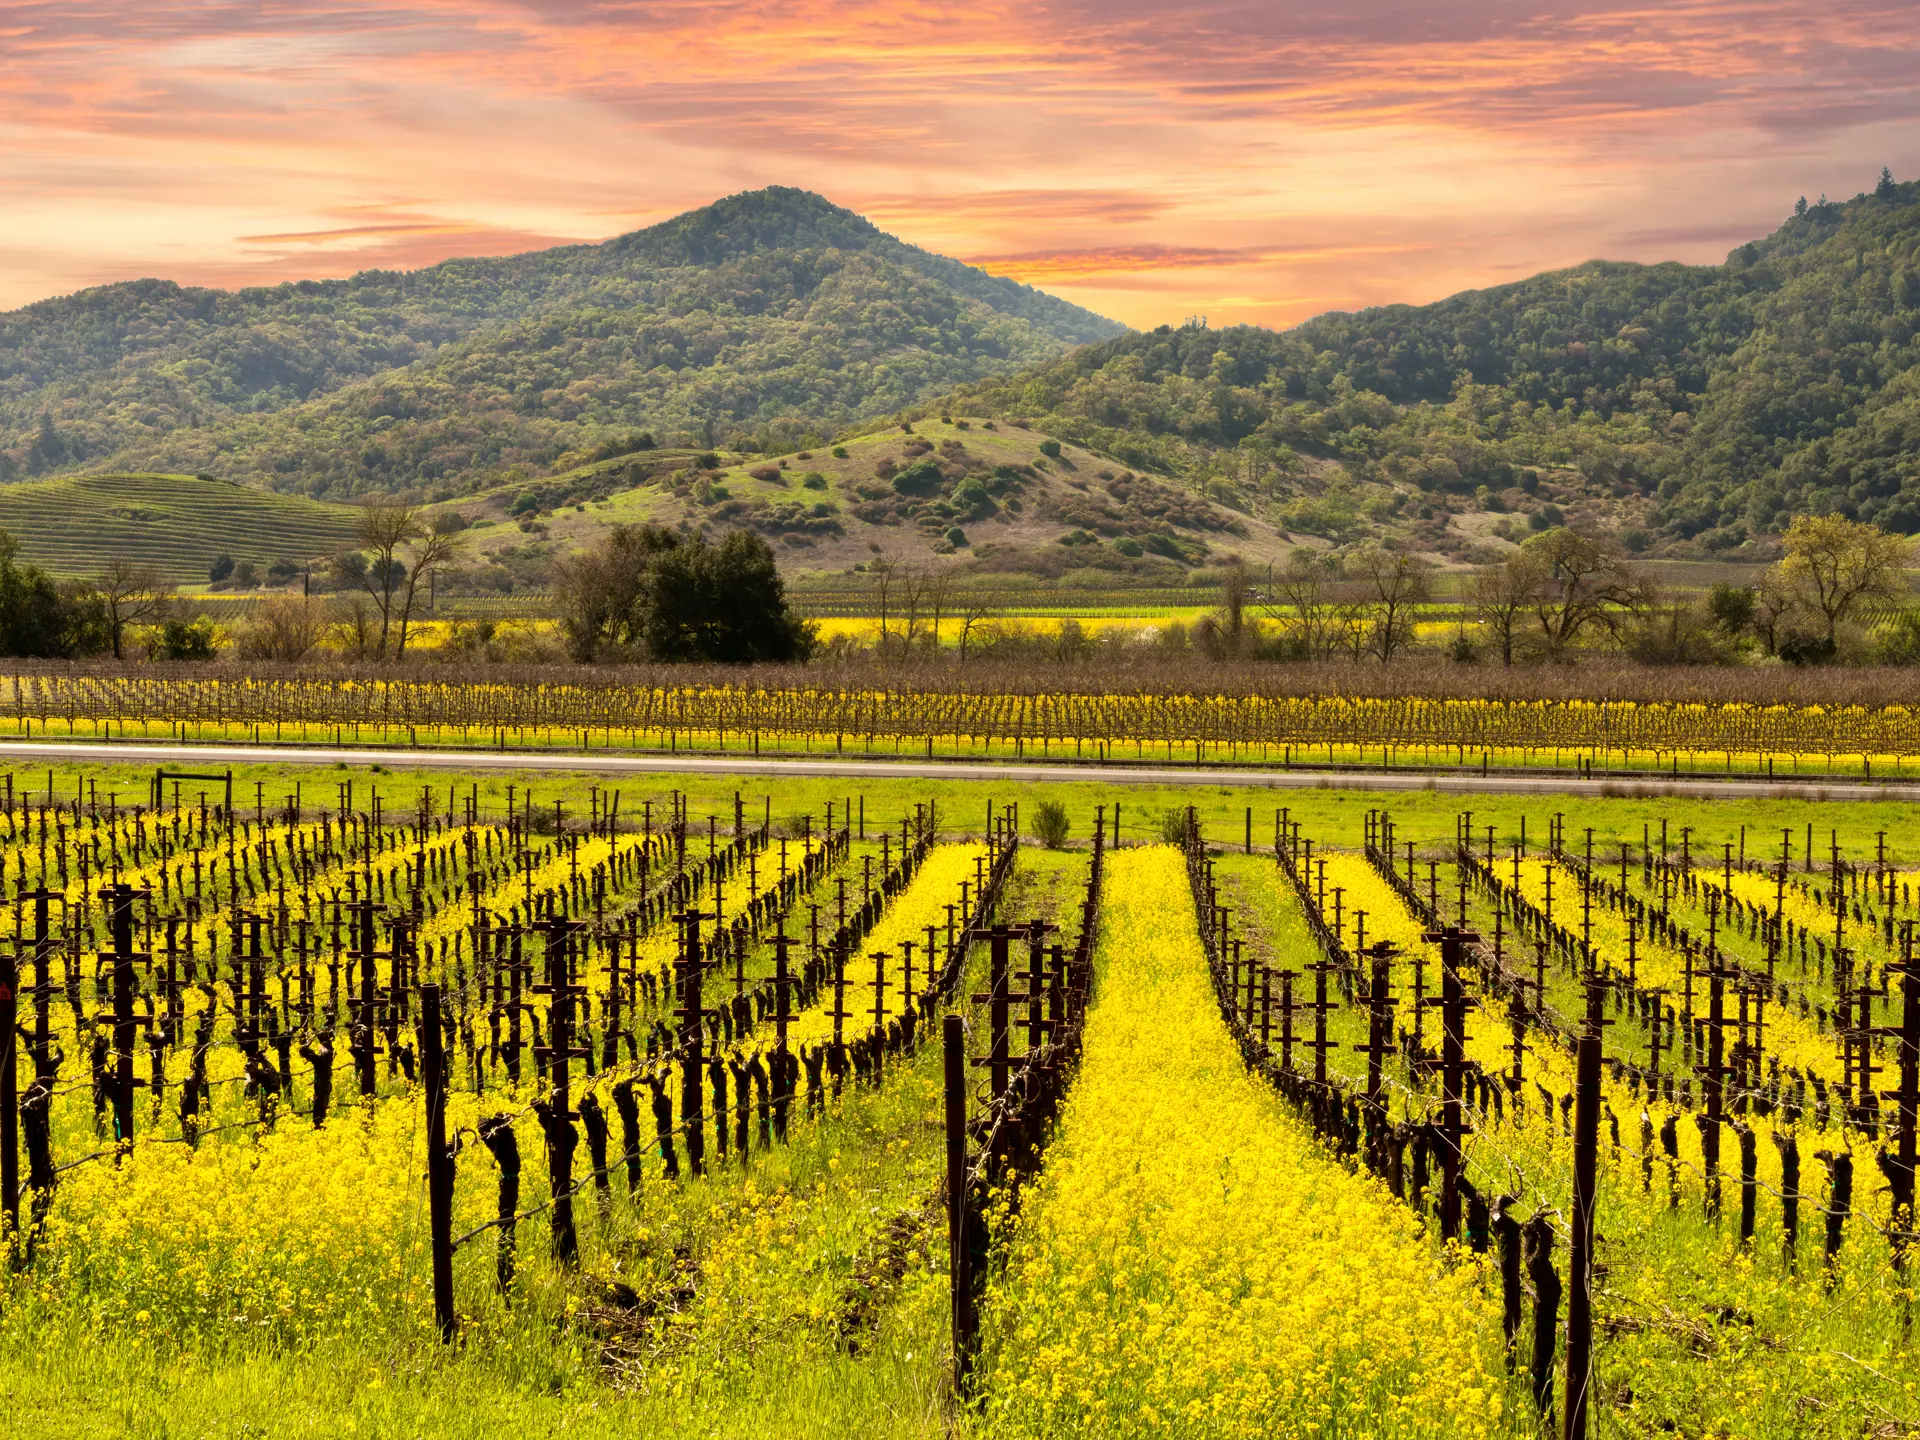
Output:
975,847,1508,1439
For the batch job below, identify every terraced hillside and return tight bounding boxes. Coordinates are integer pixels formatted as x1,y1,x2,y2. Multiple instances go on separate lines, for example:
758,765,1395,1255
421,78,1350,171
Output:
0,473,360,580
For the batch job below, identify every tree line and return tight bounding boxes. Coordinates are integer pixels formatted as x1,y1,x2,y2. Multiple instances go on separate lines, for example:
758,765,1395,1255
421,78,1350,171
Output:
1219,513,1914,668
0,504,814,667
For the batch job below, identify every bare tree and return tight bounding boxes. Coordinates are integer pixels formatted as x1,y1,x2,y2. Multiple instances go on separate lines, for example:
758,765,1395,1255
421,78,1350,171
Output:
897,566,930,656
328,596,380,660
1264,550,1344,660
1750,571,1797,657
923,572,951,656
1352,545,1432,662
237,595,328,662
869,559,895,654
1523,528,1647,661
393,522,468,659
1470,555,1538,666
342,500,424,658
956,598,993,663
552,524,677,661
94,559,173,660
1220,554,1250,653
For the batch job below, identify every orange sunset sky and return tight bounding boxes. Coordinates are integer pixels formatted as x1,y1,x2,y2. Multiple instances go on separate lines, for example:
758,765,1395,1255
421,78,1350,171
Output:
5,0,1918,329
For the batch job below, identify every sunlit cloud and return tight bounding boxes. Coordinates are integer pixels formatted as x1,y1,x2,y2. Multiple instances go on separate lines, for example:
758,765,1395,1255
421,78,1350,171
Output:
0,1,1915,325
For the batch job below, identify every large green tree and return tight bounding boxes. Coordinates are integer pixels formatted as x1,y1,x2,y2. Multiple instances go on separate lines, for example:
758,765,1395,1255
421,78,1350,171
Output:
0,530,109,658
554,524,814,664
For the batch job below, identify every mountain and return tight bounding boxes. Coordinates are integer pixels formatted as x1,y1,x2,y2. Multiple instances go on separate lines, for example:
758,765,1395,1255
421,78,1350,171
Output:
942,175,1920,558
0,189,1123,501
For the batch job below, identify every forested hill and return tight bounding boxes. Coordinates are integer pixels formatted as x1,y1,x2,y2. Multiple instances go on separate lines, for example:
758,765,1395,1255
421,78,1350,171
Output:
0,189,1123,500
947,175,1920,553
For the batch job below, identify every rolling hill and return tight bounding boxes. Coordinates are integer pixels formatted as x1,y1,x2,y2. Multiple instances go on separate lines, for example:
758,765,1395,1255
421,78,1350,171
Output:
11,177,1920,581
443,415,1282,592
941,174,1920,559
0,189,1123,501
0,473,360,581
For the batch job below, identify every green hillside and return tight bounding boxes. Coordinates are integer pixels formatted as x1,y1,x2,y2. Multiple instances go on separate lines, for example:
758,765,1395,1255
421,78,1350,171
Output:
0,473,360,580
0,189,1123,500
450,415,1279,588
943,172,1920,558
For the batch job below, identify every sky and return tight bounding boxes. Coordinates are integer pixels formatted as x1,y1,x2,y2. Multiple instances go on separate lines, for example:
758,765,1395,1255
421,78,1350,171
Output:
4,1,1919,330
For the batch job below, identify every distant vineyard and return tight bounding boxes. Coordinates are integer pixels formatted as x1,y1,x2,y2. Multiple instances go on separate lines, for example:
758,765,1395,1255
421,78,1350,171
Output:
3,670,1919,774
0,472,360,580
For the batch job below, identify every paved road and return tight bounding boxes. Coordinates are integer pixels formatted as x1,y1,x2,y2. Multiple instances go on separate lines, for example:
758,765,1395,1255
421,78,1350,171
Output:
0,738,1905,802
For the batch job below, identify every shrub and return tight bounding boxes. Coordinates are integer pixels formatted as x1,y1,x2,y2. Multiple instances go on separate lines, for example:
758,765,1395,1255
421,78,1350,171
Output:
1878,609,1920,665
831,446,849,458
891,459,944,496
237,595,324,662
950,476,993,519
945,526,968,546
749,465,782,483
156,616,218,661
1038,438,1063,458
801,472,828,490
1156,807,1189,845
1113,537,1144,557
1031,800,1070,849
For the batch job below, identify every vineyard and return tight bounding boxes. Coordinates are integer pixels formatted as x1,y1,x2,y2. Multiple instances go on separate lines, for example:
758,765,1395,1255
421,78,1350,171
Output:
1,760,1918,1437
8,668,1920,780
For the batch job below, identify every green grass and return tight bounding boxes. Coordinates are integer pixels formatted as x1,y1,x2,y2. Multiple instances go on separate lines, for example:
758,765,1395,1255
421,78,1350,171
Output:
0,472,361,580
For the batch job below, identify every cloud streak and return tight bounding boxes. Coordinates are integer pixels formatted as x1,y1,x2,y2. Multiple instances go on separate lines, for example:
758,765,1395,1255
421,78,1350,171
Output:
0,1,1916,323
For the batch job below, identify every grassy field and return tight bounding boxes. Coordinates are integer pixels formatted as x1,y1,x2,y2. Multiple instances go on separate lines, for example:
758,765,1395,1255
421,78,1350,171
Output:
0,472,361,580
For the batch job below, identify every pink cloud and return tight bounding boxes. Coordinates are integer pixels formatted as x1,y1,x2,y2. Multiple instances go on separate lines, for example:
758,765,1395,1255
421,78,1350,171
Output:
0,1,1915,326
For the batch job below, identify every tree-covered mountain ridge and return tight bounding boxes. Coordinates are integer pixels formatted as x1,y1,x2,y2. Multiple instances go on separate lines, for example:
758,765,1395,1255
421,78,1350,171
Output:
940,173,1920,558
0,188,1123,500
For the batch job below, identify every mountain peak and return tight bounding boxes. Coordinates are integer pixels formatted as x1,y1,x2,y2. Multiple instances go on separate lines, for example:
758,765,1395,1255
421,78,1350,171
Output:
608,186,885,266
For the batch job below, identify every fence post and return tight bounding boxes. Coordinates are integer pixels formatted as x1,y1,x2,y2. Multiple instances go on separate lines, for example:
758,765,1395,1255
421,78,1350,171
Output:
1563,976,1605,1440
421,983,456,1340
944,1014,976,1393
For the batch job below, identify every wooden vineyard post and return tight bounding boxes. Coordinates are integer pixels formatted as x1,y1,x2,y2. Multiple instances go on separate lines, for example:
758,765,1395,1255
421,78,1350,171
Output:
971,926,1013,1173
1880,933,1919,1279
1701,940,1728,1221
1564,975,1607,1440
675,909,711,1175
421,983,456,1341
1425,925,1479,1242
532,916,586,1263
349,896,385,1096
1277,969,1298,1071
103,882,146,1148
1358,944,1396,1117
0,935,15,1248
944,1013,976,1393
772,926,794,1141
1305,960,1336,1086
